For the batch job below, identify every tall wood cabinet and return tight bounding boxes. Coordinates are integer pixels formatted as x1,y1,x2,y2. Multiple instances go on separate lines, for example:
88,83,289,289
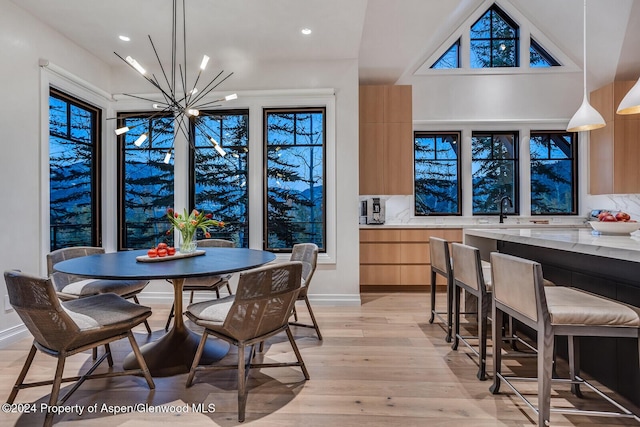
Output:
360,228,462,292
589,81,640,194
359,85,413,195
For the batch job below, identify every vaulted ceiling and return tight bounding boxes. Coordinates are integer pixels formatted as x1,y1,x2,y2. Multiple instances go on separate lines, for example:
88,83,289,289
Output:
11,0,640,89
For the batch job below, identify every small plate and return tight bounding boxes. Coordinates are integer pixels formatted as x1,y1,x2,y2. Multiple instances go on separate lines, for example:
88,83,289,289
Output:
588,221,640,235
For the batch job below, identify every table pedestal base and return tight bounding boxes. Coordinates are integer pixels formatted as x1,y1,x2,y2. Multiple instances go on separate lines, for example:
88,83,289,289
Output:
124,325,230,377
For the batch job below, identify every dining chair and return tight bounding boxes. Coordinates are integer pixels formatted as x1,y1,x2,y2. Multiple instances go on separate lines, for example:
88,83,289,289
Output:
289,243,322,340
428,237,454,342
489,252,640,425
164,238,235,331
4,270,155,427
47,246,151,334
185,261,309,422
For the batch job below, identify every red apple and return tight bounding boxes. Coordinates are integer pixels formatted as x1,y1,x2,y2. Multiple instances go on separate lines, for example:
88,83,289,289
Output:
615,211,631,222
601,214,617,222
597,211,610,221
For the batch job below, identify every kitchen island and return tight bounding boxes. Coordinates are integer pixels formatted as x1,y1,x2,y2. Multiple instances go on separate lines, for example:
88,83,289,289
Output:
464,227,640,407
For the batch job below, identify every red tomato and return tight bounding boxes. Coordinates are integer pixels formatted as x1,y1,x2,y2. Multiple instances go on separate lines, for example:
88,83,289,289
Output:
167,247,176,256
157,248,168,257
147,248,158,258
157,242,168,250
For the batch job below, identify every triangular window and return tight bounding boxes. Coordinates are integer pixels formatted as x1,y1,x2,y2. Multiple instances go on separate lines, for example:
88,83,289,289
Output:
530,38,560,67
431,39,460,69
470,4,519,68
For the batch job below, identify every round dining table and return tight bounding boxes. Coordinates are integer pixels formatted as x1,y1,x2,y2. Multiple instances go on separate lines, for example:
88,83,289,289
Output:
54,247,276,376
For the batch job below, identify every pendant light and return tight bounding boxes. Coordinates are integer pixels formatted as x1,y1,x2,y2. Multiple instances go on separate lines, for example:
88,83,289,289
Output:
617,78,640,115
566,0,606,132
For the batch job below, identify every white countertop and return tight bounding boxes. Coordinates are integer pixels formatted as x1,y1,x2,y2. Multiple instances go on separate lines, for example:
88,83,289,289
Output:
464,227,640,263
360,223,587,229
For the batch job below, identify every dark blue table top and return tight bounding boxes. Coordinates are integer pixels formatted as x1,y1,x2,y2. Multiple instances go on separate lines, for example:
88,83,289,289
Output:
54,248,276,280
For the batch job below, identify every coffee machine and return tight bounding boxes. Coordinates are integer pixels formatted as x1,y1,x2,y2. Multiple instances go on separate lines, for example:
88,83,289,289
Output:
366,197,385,225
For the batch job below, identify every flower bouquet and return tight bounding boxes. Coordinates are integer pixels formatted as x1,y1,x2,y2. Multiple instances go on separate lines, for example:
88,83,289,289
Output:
166,208,224,253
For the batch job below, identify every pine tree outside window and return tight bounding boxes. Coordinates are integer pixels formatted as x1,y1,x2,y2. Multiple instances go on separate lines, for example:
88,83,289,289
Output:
414,132,461,215
191,110,249,247
530,131,577,215
264,108,325,252
117,112,175,250
49,89,101,250
472,131,519,214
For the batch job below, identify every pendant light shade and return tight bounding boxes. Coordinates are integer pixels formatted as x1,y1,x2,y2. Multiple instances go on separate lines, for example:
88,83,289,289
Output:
617,78,640,115
567,0,605,132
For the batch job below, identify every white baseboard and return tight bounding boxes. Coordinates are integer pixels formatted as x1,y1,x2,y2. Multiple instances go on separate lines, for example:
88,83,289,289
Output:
0,324,29,349
137,291,362,306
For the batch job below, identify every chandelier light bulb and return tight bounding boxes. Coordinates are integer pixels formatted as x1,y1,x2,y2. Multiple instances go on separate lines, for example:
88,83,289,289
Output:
200,55,210,70
134,133,148,147
225,93,238,101
189,88,198,95
186,108,200,117
115,126,130,135
163,150,172,164
125,56,146,75
214,144,226,157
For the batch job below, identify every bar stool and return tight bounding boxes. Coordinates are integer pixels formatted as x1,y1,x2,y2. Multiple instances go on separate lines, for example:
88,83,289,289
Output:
489,252,640,426
428,237,454,342
451,243,492,380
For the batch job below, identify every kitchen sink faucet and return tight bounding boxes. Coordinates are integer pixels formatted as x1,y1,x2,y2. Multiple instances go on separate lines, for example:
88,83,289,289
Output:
499,196,513,224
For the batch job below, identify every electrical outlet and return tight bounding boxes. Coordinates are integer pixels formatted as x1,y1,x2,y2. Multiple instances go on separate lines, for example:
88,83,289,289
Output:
4,295,13,313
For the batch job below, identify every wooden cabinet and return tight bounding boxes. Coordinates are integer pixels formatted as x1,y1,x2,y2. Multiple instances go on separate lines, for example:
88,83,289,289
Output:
589,81,640,194
359,228,462,292
359,85,413,195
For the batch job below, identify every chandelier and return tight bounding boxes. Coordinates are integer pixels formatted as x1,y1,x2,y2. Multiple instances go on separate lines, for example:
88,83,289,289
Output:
113,0,237,163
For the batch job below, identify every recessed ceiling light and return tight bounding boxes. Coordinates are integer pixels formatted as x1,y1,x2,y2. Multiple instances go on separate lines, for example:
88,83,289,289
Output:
119,35,131,42
301,28,312,35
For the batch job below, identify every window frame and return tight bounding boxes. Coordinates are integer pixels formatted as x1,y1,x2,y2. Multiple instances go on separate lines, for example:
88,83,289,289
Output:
529,130,578,216
263,107,327,253
471,130,520,216
189,109,250,247
116,111,175,251
48,88,102,250
413,131,462,216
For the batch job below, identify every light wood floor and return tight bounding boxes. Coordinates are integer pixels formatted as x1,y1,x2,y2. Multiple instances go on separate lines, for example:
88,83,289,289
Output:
0,292,638,426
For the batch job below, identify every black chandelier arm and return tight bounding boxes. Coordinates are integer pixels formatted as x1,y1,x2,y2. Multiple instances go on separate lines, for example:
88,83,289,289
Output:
193,71,238,108
148,35,174,98
114,52,177,103
189,70,227,105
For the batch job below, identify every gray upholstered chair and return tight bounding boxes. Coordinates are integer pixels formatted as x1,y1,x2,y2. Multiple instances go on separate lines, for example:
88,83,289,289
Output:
164,238,235,331
451,243,492,380
289,243,322,340
47,246,151,334
185,261,309,422
489,252,640,425
428,237,454,342
4,270,155,427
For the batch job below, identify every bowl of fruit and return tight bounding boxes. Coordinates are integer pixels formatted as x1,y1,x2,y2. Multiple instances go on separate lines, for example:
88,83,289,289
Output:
589,211,640,235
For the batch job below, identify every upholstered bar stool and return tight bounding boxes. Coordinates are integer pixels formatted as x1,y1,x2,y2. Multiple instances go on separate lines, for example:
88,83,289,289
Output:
451,243,492,380
429,237,454,342
489,252,640,426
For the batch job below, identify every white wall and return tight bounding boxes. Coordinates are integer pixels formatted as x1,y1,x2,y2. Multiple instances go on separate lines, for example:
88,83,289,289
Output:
0,0,112,341
0,1,361,346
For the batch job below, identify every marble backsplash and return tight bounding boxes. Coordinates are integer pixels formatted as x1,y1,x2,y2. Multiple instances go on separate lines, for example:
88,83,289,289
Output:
359,194,640,225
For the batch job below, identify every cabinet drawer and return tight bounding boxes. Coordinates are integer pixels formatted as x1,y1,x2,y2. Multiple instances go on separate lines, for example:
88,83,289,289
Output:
360,229,401,242
360,265,400,285
400,265,430,285
360,243,401,264
399,243,429,264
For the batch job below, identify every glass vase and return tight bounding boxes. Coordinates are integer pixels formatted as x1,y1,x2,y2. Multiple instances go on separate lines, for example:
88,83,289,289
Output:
179,233,198,254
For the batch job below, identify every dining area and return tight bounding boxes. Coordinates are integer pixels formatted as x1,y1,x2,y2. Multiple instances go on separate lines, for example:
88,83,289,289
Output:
2,240,322,426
